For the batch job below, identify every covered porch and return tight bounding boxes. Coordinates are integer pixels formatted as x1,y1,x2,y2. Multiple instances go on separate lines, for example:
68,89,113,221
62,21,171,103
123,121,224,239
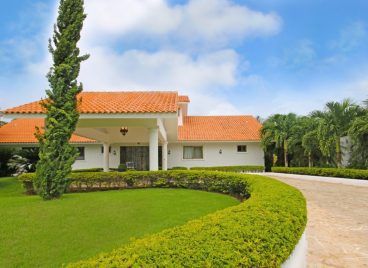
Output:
75,115,177,172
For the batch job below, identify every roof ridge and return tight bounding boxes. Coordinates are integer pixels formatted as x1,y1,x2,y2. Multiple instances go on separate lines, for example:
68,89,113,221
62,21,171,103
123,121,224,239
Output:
81,90,179,94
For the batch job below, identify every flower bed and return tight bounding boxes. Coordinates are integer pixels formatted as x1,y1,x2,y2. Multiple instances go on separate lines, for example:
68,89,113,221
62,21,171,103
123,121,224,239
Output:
272,167,368,180
19,171,306,266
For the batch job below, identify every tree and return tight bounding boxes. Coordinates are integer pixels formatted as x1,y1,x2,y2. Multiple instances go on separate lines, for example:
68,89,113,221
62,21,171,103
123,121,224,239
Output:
300,117,321,167
348,100,368,168
35,0,89,200
316,99,360,168
261,113,298,167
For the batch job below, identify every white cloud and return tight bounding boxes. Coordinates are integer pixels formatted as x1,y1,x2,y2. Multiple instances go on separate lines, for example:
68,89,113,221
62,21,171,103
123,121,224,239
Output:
82,0,282,47
0,0,281,116
78,47,242,114
330,21,367,52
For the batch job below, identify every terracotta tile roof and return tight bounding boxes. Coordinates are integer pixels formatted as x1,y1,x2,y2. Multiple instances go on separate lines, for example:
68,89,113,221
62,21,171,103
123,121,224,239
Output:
178,95,190,103
2,91,178,114
0,119,96,144
178,116,262,141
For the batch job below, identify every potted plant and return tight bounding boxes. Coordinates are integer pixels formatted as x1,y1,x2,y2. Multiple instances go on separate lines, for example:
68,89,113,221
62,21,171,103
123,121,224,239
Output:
118,163,127,172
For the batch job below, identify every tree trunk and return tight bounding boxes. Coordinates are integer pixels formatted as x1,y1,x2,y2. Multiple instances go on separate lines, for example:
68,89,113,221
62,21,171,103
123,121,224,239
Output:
336,137,342,168
284,140,289,167
308,152,312,168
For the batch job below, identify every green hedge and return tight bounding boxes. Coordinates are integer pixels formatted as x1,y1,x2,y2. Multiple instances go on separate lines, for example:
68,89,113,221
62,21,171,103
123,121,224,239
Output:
272,167,368,180
72,168,104,173
190,165,264,172
19,171,306,266
170,166,188,170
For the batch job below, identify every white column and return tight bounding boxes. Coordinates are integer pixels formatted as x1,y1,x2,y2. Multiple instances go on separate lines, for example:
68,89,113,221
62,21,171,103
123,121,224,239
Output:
162,141,168,171
103,143,110,172
149,127,159,171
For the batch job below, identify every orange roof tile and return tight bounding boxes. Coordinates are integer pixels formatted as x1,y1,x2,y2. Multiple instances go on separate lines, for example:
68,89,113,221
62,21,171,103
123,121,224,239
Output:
2,91,178,114
178,95,190,103
0,119,96,144
179,116,262,141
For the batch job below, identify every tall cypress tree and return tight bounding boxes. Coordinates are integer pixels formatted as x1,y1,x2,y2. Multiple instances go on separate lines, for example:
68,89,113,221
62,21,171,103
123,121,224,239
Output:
35,0,89,200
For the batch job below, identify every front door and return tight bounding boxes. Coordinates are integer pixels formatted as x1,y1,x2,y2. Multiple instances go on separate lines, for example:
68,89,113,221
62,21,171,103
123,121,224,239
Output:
120,146,163,170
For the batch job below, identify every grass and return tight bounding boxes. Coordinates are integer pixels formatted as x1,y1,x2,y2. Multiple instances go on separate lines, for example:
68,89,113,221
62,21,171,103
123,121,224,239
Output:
0,177,238,267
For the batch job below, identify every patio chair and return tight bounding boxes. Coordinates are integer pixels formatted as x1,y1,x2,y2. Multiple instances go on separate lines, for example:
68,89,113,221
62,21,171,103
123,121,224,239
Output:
126,161,135,170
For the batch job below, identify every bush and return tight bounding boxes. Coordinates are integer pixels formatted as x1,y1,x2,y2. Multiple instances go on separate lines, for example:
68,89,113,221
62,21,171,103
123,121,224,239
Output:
118,163,127,172
19,171,306,266
72,168,103,173
170,166,188,170
0,147,16,177
190,165,264,172
272,167,368,180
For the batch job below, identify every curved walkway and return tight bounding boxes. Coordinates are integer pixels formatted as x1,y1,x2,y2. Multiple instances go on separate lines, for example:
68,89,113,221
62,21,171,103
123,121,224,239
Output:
264,173,368,267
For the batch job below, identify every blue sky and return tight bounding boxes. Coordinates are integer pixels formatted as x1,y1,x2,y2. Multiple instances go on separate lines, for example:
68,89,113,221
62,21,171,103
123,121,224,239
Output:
0,0,367,117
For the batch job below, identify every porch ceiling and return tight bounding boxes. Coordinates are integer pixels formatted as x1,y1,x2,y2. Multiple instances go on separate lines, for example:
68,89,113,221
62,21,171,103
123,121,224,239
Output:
75,118,178,143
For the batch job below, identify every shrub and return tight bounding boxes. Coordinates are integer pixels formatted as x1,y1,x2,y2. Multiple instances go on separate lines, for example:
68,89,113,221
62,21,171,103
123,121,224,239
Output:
170,166,188,170
118,163,127,172
272,167,368,180
64,171,306,267
19,171,307,266
191,165,264,172
72,168,103,173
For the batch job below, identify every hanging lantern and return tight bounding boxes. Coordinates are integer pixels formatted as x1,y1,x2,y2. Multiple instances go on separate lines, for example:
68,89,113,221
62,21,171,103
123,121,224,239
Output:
120,127,129,136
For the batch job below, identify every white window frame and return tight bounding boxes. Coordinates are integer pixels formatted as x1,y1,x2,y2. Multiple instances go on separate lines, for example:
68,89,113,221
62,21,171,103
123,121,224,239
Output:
183,146,204,160
237,145,247,153
76,147,85,160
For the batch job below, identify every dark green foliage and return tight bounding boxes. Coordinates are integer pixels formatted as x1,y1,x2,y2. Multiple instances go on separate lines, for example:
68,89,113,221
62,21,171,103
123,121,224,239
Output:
0,147,15,177
272,167,368,180
261,99,366,169
35,0,88,200
118,163,127,172
7,148,39,176
57,171,306,267
72,168,104,173
170,166,188,170
190,165,264,172
348,108,368,168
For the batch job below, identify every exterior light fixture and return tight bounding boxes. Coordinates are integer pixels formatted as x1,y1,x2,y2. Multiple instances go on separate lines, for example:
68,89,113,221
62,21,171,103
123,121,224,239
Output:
168,150,171,155
219,149,222,154
120,127,128,136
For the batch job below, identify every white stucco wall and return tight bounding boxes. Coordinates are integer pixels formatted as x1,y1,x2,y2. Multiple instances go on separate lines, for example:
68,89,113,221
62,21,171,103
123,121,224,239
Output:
72,144,122,170
167,142,264,168
6,141,264,170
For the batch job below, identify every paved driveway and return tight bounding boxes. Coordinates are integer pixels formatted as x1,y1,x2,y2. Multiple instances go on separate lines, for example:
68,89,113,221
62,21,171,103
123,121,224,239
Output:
265,173,368,268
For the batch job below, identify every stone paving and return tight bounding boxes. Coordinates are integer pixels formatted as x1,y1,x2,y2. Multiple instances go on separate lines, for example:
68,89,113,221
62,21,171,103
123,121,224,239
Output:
267,173,368,268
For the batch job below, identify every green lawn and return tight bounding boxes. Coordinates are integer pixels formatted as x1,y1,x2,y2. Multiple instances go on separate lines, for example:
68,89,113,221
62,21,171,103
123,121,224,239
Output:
0,177,238,267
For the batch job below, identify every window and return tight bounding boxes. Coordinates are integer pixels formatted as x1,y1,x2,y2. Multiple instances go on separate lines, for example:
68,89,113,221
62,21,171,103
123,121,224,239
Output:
76,147,85,160
183,146,203,159
237,145,247,152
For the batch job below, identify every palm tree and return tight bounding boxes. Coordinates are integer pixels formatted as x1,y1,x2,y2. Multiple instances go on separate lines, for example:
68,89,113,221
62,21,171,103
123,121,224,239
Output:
261,113,298,167
299,116,320,167
317,99,360,168
348,101,368,168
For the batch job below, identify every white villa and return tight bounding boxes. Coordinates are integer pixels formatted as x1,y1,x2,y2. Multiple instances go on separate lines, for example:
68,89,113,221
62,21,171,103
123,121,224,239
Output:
0,91,264,171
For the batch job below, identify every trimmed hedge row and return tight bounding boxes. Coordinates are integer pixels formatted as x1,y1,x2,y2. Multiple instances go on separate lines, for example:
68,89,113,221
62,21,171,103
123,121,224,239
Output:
19,171,307,266
72,168,104,173
191,165,264,172
18,171,249,198
272,167,368,180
